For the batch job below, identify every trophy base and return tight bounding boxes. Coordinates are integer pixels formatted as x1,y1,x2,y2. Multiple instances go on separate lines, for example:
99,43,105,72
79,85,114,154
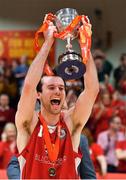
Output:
56,51,86,80
56,61,86,80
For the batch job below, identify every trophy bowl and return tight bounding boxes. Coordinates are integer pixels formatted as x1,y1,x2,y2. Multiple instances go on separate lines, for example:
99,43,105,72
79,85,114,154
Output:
54,8,86,80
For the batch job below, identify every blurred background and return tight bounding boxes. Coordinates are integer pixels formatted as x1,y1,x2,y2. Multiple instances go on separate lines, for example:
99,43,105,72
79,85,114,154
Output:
0,0,126,178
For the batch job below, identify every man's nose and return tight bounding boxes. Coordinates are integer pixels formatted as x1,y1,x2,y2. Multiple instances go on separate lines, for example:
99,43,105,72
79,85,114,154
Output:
55,87,60,95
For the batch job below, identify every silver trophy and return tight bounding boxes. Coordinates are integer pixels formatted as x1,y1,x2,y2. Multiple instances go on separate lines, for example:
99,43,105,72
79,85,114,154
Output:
54,8,86,80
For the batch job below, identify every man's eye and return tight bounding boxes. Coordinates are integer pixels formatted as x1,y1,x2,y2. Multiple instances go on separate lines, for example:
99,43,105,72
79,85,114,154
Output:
59,87,64,91
49,87,55,90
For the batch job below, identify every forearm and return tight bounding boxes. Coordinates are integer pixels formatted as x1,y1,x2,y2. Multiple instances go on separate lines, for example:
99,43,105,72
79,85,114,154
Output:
84,52,99,92
97,156,107,176
95,109,104,121
116,150,126,160
24,39,53,89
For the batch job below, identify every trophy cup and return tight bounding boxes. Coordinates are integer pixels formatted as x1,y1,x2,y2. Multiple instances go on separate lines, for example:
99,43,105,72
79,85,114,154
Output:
54,8,86,80
34,8,92,80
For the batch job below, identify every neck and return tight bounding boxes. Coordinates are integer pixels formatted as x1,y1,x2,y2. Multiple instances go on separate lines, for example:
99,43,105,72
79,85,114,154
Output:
41,107,60,126
109,129,117,136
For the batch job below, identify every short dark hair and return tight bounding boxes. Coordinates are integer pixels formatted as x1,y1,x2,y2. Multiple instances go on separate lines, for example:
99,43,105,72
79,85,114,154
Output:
109,115,120,125
36,71,66,93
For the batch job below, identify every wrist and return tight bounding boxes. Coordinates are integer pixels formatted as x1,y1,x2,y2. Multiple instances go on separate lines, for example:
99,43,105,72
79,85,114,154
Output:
44,38,54,46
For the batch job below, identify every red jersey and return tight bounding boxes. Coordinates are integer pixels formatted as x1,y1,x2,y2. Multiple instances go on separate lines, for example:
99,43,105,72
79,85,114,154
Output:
0,141,17,169
18,114,82,179
90,143,104,173
116,140,126,172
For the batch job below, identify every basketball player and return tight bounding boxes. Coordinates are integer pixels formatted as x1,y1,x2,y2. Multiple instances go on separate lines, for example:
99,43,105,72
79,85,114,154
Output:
15,22,99,178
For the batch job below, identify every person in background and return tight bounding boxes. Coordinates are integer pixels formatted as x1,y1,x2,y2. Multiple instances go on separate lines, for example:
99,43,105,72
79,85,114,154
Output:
4,66,18,109
91,91,114,140
79,135,96,179
115,128,126,173
0,93,16,138
90,142,107,176
0,123,17,169
12,55,29,94
113,53,126,90
82,128,107,177
93,49,113,82
111,90,126,126
97,115,125,172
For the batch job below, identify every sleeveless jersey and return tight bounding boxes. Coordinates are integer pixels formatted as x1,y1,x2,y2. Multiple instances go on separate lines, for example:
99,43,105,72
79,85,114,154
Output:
18,114,82,179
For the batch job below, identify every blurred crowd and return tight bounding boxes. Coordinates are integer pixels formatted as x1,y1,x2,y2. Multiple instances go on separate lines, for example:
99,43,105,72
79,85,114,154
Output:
0,49,126,175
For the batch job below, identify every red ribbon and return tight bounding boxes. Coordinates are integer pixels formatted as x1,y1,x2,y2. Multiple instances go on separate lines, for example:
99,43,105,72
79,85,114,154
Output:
39,112,61,163
34,13,92,76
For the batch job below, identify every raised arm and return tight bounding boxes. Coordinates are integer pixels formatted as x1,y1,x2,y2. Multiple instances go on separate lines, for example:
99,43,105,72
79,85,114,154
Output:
15,23,56,129
71,53,99,133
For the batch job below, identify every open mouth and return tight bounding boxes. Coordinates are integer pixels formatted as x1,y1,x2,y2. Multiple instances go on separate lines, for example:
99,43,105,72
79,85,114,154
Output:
50,99,61,106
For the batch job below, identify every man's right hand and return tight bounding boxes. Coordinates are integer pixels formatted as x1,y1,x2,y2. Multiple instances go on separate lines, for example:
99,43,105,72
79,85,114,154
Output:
43,22,57,43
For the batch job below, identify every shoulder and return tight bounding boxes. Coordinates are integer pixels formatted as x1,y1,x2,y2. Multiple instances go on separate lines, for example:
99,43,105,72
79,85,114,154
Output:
98,130,108,138
91,143,103,154
117,132,125,140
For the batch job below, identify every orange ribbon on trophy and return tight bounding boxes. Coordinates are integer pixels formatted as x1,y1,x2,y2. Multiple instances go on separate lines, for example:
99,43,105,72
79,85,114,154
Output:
34,13,92,76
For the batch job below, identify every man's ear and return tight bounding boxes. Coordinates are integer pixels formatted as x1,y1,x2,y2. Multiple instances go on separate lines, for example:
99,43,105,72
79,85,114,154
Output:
37,92,41,100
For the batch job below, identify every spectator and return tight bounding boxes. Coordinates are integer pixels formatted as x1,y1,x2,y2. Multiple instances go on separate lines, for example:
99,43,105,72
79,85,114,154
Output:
0,93,16,138
66,89,78,108
113,53,126,90
115,136,126,173
12,55,29,94
82,128,107,176
0,123,17,169
90,143,107,176
0,73,6,94
4,66,18,108
79,135,96,179
0,58,6,75
93,49,113,82
91,91,114,139
97,115,125,172
111,91,126,126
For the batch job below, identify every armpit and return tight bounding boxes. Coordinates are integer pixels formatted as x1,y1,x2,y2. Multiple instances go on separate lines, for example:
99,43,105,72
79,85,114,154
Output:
23,121,31,135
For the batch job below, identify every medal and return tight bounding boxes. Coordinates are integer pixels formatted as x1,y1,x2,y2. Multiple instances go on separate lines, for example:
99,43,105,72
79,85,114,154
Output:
48,167,56,177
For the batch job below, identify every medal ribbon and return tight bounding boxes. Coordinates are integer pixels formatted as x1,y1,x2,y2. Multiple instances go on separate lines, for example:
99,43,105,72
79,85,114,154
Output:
39,112,61,163
34,13,92,75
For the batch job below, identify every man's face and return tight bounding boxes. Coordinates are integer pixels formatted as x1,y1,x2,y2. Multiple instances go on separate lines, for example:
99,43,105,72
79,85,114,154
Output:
94,58,103,71
40,76,66,115
5,126,16,142
102,93,111,106
110,117,122,131
0,95,9,107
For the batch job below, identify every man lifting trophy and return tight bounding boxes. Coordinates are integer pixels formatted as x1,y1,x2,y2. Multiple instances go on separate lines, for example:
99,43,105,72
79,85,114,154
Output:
14,7,99,179
34,8,92,80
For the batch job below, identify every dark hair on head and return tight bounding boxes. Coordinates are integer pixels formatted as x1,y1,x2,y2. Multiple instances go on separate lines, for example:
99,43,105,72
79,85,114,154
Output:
94,55,104,60
109,115,120,125
120,53,126,61
36,69,66,93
